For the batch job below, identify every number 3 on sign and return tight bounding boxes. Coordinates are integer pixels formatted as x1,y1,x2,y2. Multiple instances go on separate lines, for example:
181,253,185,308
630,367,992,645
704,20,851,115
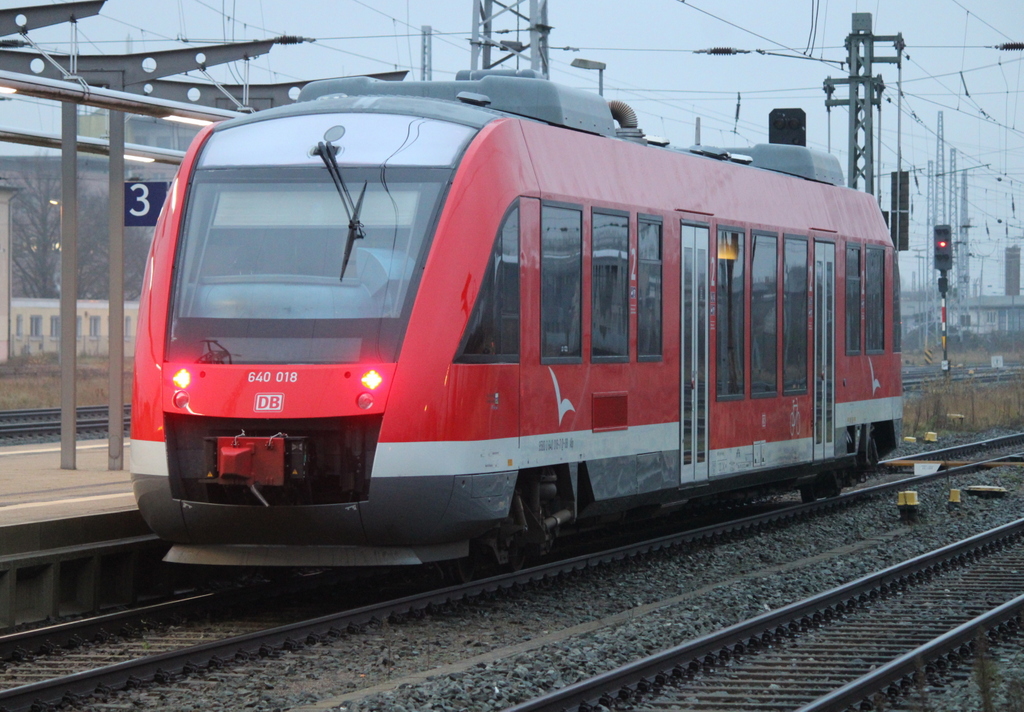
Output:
124,181,169,227
128,183,150,217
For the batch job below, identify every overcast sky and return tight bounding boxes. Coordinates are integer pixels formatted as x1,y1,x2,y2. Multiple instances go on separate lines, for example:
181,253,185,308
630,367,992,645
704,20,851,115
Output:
3,0,1022,293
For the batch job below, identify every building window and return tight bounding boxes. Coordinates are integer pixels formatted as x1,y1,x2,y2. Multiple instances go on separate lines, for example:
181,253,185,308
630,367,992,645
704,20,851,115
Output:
457,201,520,362
591,209,629,361
76,316,82,339
750,233,778,396
637,217,663,359
125,316,132,340
716,227,745,398
50,316,59,338
541,204,582,362
846,245,861,354
89,316,102,337
29,315,42,337
783,237,808,394
865,247,885,352
15,315,22,337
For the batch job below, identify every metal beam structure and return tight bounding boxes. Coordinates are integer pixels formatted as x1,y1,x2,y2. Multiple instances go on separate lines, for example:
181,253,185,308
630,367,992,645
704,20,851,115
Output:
421,26,432,81
0,71,237,469
107,110,124,470
0,0,104,37
0,68,238,122
0,125,184,163
59,101,77,470
138,70,407,110
0,39,282,106
823,13,902,195
470,0,550,78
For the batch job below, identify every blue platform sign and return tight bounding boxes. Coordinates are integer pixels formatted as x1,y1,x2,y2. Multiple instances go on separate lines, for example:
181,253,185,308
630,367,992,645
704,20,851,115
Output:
124,181,170,227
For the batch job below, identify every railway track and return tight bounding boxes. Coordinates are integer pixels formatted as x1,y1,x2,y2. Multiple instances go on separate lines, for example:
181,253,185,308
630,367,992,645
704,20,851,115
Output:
0,405,129,438
505,517,1024,712
3,435,1023,712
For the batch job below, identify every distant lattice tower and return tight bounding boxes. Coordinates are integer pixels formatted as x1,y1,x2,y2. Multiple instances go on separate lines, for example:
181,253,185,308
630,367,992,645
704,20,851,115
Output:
470,0,550,78
1007,246,1021,297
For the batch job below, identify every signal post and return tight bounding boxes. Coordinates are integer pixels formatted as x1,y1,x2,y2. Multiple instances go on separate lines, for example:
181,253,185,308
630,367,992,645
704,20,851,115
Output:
933,225,953,372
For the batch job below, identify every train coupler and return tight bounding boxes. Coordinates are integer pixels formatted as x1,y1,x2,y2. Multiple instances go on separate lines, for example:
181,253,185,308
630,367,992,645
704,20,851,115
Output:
203,433,309,487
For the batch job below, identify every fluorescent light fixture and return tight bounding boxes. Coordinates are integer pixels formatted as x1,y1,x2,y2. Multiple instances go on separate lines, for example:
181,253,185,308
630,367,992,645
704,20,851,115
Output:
0,86,16,95
125,154,156,163
164,114,214,127
48,199,59,205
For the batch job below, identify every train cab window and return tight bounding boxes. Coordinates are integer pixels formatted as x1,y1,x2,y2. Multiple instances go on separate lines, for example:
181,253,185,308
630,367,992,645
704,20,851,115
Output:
638,217,663,360
716,228,745,399
591,209,629,361
865,247,885,353
456,202,520,362
750,233,778,396
541,204,582,362
893,256,902,352
783,236,808,394
845,245,862,354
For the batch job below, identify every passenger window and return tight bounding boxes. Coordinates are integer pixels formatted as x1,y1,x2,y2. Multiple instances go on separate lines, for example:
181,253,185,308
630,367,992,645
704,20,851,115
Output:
846,245,862,354
716,228,745,398
865,247,885,352
638,217,663,360
783,237,808,394
456,202,520,362
591,210,629,361
751,233,778,396
541,204,582,362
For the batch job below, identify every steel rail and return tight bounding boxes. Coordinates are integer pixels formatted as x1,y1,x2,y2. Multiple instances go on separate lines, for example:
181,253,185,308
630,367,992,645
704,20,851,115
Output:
1,441,1021,709
0,405,130,438
795,593,1024,712
502,516,1024,712
880,430,1024,465
0,496,865,710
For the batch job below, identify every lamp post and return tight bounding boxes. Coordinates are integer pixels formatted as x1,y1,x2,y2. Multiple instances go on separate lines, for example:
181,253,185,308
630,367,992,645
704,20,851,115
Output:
571,58,606,96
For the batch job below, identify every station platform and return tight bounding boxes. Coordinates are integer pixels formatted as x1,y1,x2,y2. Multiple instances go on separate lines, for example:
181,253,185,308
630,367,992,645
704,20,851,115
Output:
0,440,136,527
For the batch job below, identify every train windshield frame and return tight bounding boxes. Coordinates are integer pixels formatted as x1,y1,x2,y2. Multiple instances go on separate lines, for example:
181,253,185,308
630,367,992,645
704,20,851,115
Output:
166,163,452,365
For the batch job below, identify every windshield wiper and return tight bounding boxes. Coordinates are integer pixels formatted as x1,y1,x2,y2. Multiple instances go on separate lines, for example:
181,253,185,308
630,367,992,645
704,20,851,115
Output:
314,141,368,280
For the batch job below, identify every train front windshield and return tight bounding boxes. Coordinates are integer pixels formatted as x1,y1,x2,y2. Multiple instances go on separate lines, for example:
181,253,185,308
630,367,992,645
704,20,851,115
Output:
167,113,474,365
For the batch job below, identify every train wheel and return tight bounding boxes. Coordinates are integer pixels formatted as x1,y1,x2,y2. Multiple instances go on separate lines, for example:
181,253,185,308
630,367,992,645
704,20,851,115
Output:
444,555,477,584
505,538,527,572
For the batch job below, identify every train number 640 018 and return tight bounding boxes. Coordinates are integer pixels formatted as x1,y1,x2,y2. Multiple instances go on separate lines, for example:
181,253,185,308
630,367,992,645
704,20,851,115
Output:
247,371,298,383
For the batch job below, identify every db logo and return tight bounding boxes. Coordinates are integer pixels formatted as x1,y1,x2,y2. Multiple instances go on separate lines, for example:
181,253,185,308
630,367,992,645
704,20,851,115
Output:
254,393,284,412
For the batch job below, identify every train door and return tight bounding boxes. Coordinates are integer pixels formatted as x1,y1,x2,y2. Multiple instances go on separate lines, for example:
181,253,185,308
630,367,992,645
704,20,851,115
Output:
813,240,835,460
680,222,709,484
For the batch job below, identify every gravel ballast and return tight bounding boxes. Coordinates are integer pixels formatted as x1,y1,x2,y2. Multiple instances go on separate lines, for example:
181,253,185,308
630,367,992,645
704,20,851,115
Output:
62,440,1024,712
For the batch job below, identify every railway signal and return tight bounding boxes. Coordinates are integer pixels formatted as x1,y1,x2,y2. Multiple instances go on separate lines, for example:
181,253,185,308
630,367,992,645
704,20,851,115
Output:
933,225,952,372
933,225,953,272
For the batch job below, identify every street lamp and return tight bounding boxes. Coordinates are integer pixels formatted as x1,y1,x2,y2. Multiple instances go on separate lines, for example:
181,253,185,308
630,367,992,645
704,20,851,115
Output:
571,58,606,96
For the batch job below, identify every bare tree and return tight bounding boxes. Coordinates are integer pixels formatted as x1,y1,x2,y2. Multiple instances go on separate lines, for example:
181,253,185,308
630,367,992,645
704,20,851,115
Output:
7,155,157,300
10,155,62,298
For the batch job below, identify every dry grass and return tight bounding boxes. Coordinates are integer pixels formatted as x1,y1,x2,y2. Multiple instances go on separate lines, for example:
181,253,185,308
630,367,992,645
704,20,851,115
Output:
903,372,1024,437
0,353,133,410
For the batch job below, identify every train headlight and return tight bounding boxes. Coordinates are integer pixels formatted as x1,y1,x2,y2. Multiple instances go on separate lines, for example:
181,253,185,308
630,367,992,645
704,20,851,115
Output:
172,368,192,389
173,390,190,409
356,393,374,410
361,370,383,390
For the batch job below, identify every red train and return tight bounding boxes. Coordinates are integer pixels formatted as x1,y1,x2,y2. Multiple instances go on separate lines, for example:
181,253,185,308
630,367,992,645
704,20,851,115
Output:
130,70,902,568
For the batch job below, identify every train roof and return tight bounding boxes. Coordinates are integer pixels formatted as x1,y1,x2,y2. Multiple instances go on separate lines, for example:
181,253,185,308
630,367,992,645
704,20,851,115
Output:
215,71,844,188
